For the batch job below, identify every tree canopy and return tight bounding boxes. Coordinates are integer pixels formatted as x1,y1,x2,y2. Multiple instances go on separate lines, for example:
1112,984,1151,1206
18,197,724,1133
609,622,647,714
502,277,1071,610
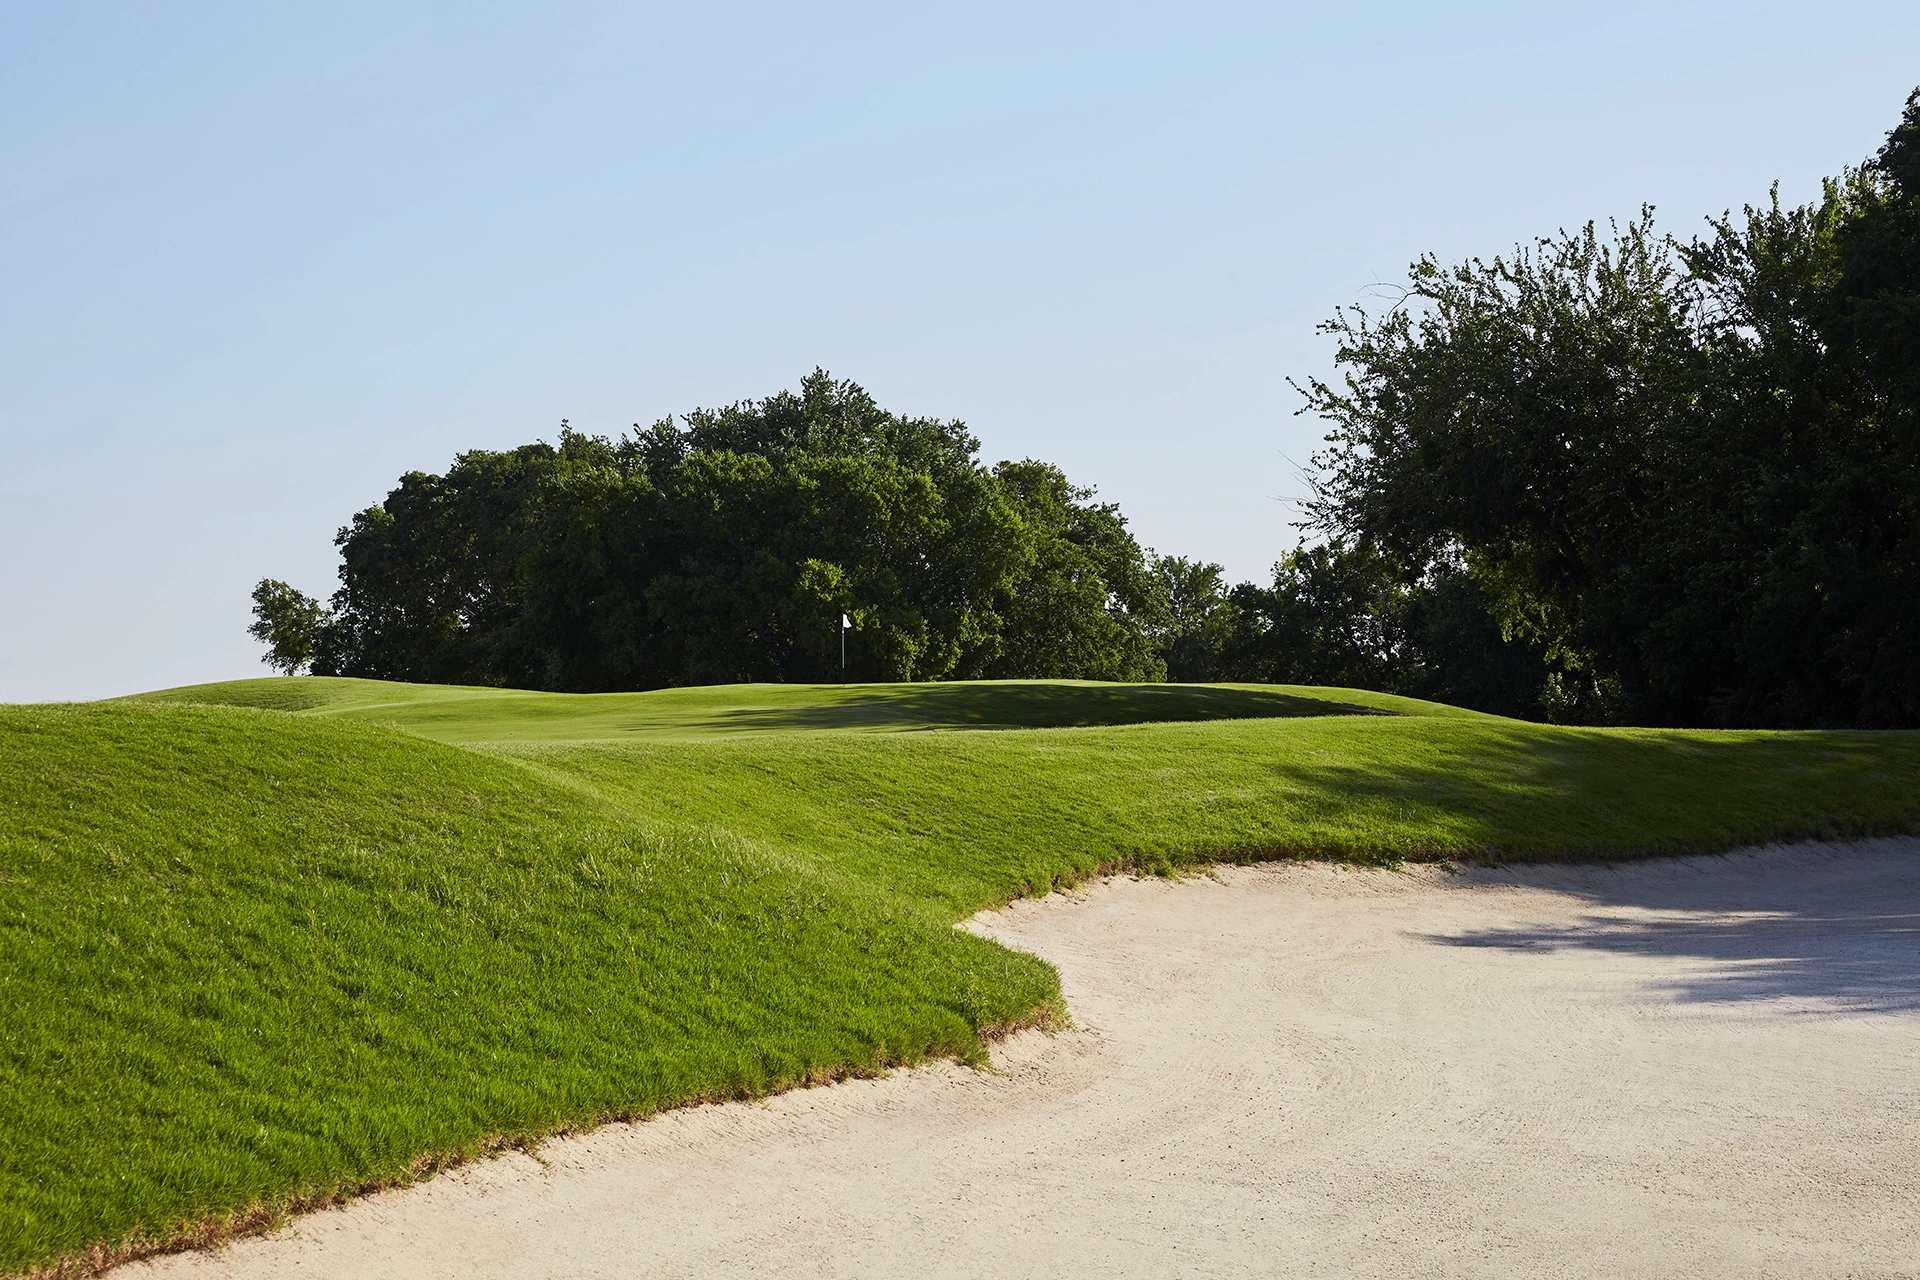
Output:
1291,90,1920,728
246,580,323,676
267,372,1167,690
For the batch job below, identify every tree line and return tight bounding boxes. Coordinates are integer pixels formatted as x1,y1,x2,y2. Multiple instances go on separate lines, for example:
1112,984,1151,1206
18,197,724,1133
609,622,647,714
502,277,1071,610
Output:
246,364,1552,715
253,372,1167,689
1293,89,1920,728
256,90,1920,727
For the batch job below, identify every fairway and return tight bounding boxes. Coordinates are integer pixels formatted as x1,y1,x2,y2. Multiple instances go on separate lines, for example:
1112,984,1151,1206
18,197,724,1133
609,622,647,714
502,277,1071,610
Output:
5,678,1920,1276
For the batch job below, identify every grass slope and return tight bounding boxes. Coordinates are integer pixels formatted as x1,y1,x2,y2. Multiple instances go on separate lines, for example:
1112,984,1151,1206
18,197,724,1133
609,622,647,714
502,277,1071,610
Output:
125,676,1450,742
7,677,1920,1273
1,704,1050,1274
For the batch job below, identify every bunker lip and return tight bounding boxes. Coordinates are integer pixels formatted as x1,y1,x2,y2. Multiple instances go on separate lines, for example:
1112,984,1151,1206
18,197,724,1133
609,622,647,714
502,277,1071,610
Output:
124,838,1920,1280
18,1002,1073,1280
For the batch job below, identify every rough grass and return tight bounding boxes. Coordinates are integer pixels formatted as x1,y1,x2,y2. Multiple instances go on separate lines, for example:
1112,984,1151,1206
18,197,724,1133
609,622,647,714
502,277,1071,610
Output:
6,678,1919,1275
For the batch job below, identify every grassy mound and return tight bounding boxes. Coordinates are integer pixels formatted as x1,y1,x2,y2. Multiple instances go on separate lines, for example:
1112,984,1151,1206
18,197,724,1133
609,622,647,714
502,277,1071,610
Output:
124,676,1450,742
6,678,1920,1273
0,702,1050,1273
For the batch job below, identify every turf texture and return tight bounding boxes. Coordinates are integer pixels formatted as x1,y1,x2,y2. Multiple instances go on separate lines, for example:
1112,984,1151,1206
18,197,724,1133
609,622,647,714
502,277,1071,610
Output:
4,678,1917,1273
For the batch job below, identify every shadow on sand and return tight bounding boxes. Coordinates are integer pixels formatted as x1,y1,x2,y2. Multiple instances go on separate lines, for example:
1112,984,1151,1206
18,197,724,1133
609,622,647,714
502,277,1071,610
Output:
1424,844,1920,1012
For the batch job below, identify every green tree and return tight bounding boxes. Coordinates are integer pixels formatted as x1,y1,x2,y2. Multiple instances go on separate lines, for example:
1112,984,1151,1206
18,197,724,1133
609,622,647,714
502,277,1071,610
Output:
1148,555,1239,682
626,372,1028,684
1218,539,1412,690
248,579,325,675
314,440,561,684
988,461,1166,682
1298,88,1920,727
298,372,1158,690
1299,210,1695,719
1400,561,1547,719
1207,542,1547,715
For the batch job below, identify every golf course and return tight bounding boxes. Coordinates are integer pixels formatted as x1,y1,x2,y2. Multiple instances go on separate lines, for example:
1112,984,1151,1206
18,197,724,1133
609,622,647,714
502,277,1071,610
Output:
5,677,1920,1276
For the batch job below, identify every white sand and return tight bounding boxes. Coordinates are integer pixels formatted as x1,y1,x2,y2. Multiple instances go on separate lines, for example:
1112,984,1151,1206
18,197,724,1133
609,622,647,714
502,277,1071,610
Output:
135,840,1920,1279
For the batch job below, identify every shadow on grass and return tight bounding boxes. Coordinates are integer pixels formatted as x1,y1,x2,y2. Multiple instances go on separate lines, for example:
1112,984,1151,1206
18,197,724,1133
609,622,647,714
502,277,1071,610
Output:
702,682,1383,733
1268,719,1920,1014
1422,845,1920,1012
1253,721,1920,856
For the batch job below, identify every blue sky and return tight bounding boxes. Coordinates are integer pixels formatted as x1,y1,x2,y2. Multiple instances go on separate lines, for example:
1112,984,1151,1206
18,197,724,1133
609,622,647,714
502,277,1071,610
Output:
4,1,1917,700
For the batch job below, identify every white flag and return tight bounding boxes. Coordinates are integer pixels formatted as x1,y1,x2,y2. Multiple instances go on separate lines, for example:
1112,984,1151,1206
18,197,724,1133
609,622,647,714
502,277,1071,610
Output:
842,614,851,629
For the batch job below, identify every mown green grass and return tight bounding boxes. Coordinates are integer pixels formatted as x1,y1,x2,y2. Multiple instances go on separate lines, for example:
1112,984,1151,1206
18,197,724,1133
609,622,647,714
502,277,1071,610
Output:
124,675,1449,742
7,677,1920,1273
504,718,1920,914
0,703,1051,1274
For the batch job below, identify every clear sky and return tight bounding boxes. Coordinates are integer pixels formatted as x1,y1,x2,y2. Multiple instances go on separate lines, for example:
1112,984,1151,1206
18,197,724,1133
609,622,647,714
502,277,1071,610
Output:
4,2,1917,701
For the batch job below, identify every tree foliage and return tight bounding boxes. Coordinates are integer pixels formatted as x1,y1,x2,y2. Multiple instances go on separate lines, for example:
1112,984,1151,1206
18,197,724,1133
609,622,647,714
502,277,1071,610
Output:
1142,542,1547,717
1297,90,1920,727
247,579,324,675
988,461,1165,681
276,372,1166,690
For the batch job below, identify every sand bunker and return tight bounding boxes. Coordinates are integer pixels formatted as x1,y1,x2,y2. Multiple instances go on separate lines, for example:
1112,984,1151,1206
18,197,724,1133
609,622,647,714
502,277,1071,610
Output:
136,840,1920,1278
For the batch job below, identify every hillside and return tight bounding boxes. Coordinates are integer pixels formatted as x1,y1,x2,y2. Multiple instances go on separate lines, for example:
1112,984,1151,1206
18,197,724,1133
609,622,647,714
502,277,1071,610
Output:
122,676,1469,742
6,678,1919,1274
